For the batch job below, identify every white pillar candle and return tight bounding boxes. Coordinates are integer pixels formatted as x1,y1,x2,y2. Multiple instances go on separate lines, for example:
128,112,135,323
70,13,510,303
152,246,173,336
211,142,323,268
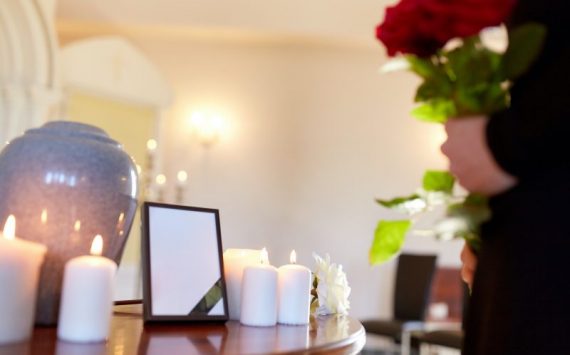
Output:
58,235,117,343
277,250,311,325
0,215,47,344
240,248,278,327
223,248,261,320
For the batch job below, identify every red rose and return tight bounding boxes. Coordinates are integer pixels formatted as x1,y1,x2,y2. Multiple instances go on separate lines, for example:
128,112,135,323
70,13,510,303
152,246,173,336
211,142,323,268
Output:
377,0,516,57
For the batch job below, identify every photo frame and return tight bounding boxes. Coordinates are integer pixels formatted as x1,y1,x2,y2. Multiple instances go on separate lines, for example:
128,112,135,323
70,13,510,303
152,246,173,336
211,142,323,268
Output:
142,202,229,323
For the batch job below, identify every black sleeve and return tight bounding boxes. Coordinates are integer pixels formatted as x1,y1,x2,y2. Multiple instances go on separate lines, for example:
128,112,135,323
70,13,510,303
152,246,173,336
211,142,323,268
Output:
485,0,570,180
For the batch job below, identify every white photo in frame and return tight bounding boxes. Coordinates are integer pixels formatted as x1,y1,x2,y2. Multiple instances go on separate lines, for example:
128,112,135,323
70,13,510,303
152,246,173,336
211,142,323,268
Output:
142,202,228,322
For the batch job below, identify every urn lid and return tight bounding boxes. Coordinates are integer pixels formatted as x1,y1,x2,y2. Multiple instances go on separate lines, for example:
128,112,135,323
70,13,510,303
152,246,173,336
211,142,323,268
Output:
25,121,120,146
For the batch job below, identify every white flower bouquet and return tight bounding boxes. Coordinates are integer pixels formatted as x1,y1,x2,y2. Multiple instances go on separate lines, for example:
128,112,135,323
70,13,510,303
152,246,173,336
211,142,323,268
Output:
311,253,351,316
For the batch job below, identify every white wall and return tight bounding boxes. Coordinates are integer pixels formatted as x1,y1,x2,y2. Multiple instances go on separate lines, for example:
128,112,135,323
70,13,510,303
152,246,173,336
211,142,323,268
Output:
124,36,463,320
57,0,390,45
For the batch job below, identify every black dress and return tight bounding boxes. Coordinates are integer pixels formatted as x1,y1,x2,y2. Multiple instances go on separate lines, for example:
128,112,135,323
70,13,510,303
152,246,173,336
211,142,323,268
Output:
463,0,570,354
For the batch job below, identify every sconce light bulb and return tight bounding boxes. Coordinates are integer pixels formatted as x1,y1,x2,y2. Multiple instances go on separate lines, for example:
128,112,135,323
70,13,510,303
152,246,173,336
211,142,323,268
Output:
156,174,167,186
177,170,188,183
191,112,206,126
212,115,224,130
146,139,158,152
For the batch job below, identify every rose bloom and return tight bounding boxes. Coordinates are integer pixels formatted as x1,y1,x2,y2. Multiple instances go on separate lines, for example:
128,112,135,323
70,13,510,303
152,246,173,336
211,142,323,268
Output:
313,253,351,316
376,0,516,57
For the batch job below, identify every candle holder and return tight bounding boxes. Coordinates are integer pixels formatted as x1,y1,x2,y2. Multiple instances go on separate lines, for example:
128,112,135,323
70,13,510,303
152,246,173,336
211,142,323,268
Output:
0,121,139,325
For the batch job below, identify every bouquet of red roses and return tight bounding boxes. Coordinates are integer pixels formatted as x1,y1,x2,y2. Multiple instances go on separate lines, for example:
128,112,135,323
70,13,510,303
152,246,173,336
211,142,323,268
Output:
369,0,546,264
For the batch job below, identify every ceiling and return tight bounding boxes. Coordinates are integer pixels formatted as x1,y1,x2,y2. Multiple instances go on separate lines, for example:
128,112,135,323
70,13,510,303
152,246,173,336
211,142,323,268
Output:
56,0,393,45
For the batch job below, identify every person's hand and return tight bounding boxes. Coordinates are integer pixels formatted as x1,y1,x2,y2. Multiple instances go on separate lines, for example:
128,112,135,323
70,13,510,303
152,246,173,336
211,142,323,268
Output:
460,242,477,289
441,116,518,196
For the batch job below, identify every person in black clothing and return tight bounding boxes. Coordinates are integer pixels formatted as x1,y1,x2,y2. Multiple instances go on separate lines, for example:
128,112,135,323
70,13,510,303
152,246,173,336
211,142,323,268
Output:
441,0,570,353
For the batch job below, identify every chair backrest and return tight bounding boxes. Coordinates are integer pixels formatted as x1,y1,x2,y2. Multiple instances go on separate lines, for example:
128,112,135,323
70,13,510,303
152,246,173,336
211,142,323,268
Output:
393,253,437,321
461,282,470,329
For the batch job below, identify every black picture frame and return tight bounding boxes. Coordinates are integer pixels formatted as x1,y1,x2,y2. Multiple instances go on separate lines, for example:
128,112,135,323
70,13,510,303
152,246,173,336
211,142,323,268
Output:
141,202,229,323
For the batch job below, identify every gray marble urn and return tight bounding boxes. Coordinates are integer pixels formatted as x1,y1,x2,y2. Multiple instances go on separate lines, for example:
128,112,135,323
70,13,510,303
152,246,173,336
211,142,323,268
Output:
0,121,139,325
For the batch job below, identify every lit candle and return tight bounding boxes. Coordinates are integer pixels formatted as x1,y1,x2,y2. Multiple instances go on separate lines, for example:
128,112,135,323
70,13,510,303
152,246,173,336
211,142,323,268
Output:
0,215,47,344
223,249,261,320
57,235,117,343
240,248,278,327
277,250,311,325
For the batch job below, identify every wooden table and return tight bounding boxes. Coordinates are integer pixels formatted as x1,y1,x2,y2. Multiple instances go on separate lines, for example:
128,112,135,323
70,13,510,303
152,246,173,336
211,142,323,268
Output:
2,305,365,354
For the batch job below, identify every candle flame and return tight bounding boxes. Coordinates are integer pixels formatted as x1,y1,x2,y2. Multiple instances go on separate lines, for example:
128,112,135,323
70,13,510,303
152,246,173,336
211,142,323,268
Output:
3,215,16,240
290,250,297,264
260,247,269,265
91,235,103,256
74,220,81,232
41,209,48,224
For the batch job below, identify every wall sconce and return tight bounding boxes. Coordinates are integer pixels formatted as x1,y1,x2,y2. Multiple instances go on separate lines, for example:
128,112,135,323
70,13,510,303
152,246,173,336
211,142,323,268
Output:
155,174,166,202
176,170,188,204
190,111,226,147
146,138,158,153
143,139,158,199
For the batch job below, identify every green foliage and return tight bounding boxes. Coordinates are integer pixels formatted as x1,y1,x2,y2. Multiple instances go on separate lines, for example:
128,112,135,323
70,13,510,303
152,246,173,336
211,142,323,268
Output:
371,23,545,265
405,23,546,123
422,170,455,193
310,274,319,313
376,194,421,209
406,55,441,79
447,193,490,250
369,220,411,265
412,100,456,123
371,172,482,265
503,23,547,80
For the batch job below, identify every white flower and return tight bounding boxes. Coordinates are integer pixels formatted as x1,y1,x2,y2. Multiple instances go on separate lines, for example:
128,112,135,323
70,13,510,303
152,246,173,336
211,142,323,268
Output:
394,197,427,215
434,216,469,241
480,25,509,54
416,188,451,208
380,57,410,73
312,253,351,316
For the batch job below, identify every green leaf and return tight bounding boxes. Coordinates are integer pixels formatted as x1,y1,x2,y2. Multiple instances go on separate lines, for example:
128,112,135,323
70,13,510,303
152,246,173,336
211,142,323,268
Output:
422,170,455,193
376,194,421,209
447,194,488,216
480,82,510,113
405,55,441,79
503,23,547,80
446,38,501,88
411,99,456,123
369,220,411,265
446,193,489,252
463,193,488,207
415,78,453,103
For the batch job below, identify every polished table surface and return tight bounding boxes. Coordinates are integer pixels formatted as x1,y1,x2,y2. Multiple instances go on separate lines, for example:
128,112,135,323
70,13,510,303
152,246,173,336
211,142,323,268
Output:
1,305,365,355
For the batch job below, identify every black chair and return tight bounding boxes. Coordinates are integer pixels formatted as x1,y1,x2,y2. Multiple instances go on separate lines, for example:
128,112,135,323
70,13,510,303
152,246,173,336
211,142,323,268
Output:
415,329,464,352
413,283,470,354
362,253,437,354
